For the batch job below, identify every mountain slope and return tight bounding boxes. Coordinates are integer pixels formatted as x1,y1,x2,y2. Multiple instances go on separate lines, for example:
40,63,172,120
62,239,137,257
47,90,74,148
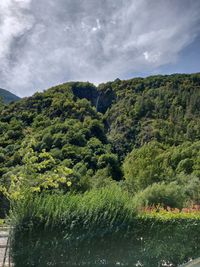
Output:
0,88,20,103
97,73,200,157
0,74,200,216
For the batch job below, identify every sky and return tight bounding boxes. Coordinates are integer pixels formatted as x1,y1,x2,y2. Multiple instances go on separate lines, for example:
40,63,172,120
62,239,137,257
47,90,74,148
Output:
0,0,200,97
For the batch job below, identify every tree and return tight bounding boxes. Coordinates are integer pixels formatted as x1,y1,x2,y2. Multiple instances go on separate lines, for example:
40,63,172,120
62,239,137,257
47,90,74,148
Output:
0,137,73,202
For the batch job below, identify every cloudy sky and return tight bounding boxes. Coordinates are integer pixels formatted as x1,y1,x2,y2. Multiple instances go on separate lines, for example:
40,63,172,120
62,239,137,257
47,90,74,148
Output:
0,0,200,97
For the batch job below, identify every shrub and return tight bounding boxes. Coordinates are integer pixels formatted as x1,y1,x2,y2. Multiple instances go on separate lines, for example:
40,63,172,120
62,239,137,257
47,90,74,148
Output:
133,182,186,209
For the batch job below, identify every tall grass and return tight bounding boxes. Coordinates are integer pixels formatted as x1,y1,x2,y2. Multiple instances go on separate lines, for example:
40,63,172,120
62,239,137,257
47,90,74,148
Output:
10,184,136,235
9,185,200,267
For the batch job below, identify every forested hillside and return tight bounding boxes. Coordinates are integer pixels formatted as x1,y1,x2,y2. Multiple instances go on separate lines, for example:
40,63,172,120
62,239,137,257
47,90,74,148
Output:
0,73,200,217
99,74,200,157
0,88,20,104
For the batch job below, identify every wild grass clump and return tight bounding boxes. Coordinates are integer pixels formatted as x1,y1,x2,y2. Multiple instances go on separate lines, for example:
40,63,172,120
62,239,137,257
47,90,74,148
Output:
10,184,136,236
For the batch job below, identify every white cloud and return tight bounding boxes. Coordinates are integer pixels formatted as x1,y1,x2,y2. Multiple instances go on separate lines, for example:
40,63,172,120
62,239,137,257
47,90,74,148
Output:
0,0,33,60
143,51,161,63
0,0,200,96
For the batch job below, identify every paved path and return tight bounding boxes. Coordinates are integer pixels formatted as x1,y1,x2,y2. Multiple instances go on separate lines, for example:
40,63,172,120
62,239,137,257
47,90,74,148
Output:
0,227,12,267
180,258,200,267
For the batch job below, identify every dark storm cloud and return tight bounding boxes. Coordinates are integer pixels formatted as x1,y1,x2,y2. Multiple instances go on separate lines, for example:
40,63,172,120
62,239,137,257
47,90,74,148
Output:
0,0,200,96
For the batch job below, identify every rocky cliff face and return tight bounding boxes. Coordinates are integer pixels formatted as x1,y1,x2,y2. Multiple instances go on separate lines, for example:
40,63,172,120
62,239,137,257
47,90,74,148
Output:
96,86,116,113
71,82,99,107
71,81,117,114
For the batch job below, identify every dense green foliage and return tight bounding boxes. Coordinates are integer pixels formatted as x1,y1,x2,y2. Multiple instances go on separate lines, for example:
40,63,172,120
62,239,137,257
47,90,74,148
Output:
124,141,200,207
12,218,200,266
100,74,200,157
11,187,200,267
0,74,200,217
0,82,121,217
124,141,200,189
0,73,199,266
11,185,133,231
0,88,20,104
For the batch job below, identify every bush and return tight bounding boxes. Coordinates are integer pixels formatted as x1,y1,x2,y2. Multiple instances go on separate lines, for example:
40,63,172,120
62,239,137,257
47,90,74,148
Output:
133,182,186,209
123,142,172,192
124,141,200,193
